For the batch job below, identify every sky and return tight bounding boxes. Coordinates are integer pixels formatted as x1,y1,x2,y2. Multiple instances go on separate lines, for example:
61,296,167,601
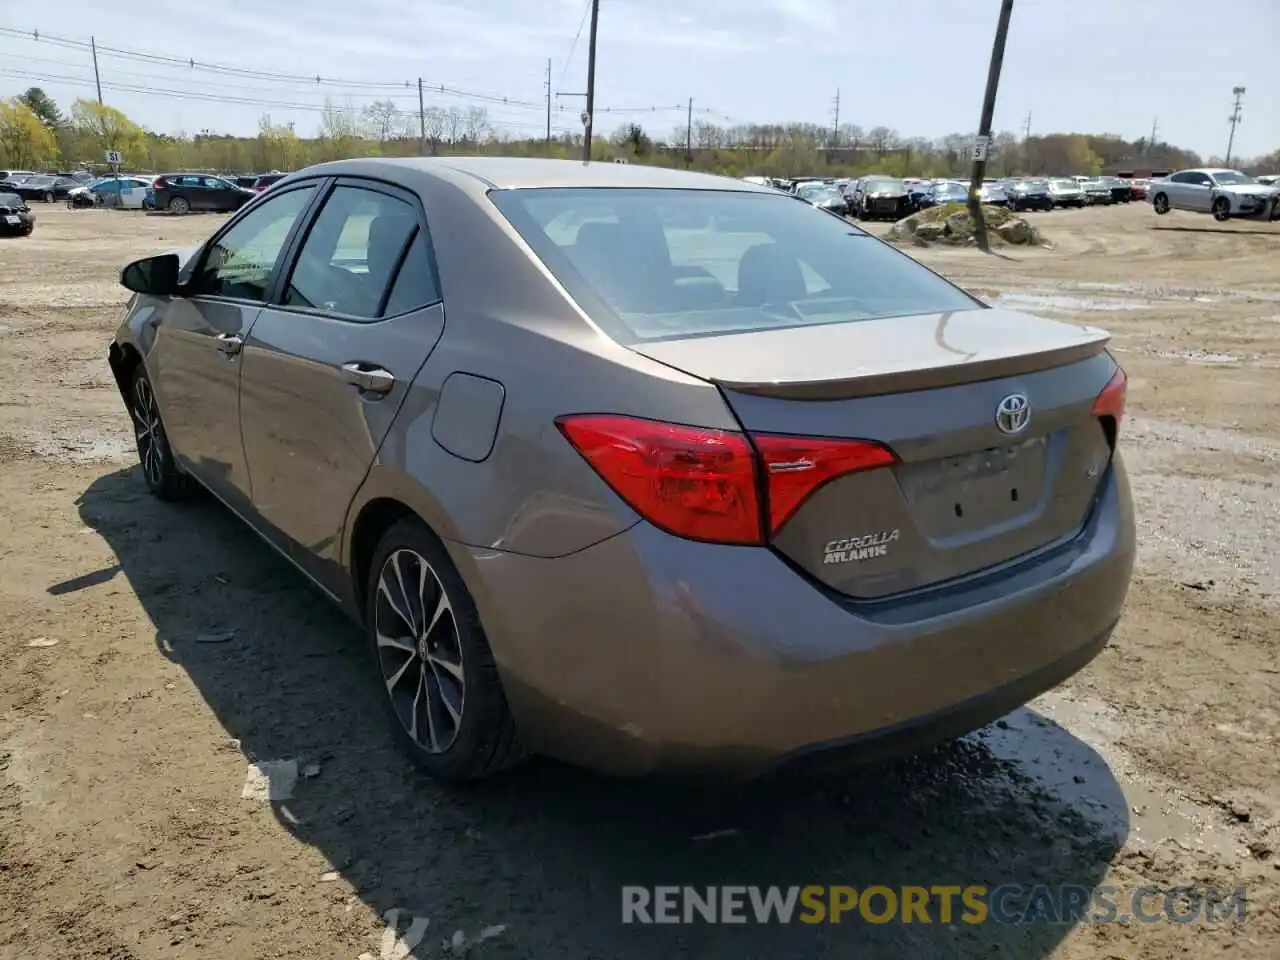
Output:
1,0,1277,161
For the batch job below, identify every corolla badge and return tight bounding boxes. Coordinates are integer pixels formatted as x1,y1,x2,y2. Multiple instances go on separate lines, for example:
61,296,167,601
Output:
995,393,1031,435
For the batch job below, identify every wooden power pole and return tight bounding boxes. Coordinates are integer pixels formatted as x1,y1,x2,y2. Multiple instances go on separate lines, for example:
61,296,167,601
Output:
966,0,1015,253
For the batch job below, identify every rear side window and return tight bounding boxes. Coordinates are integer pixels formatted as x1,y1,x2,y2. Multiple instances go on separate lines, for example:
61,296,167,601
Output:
283,185,430,320
489,187,979,344
382,230,440,316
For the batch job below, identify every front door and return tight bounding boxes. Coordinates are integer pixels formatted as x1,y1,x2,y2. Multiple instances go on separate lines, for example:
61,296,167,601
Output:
237,179,445,593
149,183,320,507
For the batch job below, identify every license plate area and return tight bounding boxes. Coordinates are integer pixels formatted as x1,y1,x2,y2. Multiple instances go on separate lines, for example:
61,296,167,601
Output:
897,436,1048,539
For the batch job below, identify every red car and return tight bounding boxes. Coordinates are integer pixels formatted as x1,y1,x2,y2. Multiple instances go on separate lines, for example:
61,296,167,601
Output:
1128,179,1149,200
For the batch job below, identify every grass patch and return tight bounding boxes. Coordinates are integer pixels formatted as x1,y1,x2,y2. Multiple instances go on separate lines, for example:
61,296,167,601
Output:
914,202,1017,227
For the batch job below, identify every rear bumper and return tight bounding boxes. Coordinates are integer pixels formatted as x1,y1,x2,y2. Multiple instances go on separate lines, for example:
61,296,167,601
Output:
455,454,1135,778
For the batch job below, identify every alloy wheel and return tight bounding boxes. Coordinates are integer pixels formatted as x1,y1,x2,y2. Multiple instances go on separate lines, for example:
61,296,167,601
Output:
130,375,165,488
374,548,466,754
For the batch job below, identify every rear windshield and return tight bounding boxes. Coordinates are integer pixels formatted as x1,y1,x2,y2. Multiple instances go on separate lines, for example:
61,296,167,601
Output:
488,187,979,344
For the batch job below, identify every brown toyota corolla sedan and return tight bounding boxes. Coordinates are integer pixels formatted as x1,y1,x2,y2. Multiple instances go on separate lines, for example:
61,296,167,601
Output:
109,157,1135,781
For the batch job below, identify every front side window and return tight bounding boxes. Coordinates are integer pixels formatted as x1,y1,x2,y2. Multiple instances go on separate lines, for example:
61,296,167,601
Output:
283,185,425,320
490,187,980,344
192,186,316,301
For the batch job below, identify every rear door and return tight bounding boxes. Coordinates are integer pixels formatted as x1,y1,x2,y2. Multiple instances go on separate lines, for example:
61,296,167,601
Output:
147,183,321,509
237,177,445,593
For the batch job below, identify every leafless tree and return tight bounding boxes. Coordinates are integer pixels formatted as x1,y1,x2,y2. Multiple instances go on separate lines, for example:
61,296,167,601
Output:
362,99,400,144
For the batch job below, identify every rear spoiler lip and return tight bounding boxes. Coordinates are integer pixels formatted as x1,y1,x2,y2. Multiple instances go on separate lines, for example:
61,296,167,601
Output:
711,334,1113,401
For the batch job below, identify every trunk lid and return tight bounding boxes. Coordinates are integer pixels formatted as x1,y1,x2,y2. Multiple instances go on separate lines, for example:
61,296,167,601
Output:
630,307,1119,599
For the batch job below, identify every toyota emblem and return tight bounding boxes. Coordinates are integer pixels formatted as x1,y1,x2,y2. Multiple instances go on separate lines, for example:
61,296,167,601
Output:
995,393,1031,435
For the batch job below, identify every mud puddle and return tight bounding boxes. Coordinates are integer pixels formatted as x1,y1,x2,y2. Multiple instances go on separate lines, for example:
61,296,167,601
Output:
978,692,1245,858
1155,349,1245,365
993,292,1153,313
16,429,134,463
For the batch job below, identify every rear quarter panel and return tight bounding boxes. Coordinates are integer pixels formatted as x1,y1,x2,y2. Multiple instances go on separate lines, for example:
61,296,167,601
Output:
346,173,736,561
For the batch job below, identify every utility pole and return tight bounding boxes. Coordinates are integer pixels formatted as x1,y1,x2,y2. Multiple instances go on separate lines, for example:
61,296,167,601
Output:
1225,86,1245,167
685,97,693,167
1147,116,1158,155
417,78,426,155
1022,110,1031,173
966,0,1015,254
831,88,841,152
582,0,600,162
90,35,103,104
544,59,553,155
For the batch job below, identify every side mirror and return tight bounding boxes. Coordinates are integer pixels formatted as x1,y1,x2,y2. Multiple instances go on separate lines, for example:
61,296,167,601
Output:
120,253,181,296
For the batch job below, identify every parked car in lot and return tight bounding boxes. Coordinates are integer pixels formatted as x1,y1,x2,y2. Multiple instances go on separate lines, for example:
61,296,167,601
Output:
68,176,154,209
977,181,1009,206
1048,179,1086,208
918,180,969,209
1148,168,1280,222
152,173,256,213
847,176,912,220
108,157,1134,781
1104,177,1132,204
0,191,35,236
795,181,849,216
13,174,80,202
1126,178,1149,200
1080,179,1113,205
0,170,36,186
251,173,288,193
1005,178,1054,212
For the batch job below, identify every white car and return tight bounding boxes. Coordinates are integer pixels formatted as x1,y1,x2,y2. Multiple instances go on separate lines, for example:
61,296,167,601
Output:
1148,168,1280,222
67,176,153,209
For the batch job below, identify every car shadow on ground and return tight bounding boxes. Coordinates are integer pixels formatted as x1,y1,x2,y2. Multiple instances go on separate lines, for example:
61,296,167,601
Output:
74,466,1131,958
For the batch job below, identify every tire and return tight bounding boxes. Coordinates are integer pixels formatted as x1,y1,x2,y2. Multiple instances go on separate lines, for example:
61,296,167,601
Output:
364,518,522,781
129,366,194,501
168,196,191,214
1212,197,1231,222
1152,193,1170,215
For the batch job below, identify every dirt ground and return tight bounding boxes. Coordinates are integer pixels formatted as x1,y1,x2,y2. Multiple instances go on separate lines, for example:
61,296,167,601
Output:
1,202,1277,959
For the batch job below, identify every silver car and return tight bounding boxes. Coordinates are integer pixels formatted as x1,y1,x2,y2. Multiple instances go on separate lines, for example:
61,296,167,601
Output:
109,158,1135,781
1149,168,1280,221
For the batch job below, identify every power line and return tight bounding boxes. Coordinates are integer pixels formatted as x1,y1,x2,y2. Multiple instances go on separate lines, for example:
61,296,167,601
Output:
1,52,700,125
0,66,573,134
0,25,544,108
556,0,592,89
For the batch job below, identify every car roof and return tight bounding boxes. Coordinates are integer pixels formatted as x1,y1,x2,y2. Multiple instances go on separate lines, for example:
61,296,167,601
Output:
290,156,773,195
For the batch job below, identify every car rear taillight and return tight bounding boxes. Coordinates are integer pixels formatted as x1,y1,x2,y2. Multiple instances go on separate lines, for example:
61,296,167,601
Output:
752,434,898,535
556,414,762,544
152,177,166,188
1091,366,1127,440
556,414,899,544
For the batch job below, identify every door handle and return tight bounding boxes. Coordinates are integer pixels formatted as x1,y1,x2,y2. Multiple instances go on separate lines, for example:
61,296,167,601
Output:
215,333,243,357
340,362,396,395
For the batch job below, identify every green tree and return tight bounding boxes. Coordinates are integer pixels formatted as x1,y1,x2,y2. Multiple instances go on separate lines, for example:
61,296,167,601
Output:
17,87,62,130
256,114,304,170
0,98,59,167
71,99,144,162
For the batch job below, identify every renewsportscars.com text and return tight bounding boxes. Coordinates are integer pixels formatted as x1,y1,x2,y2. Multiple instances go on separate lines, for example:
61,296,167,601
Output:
621,884,1247,926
